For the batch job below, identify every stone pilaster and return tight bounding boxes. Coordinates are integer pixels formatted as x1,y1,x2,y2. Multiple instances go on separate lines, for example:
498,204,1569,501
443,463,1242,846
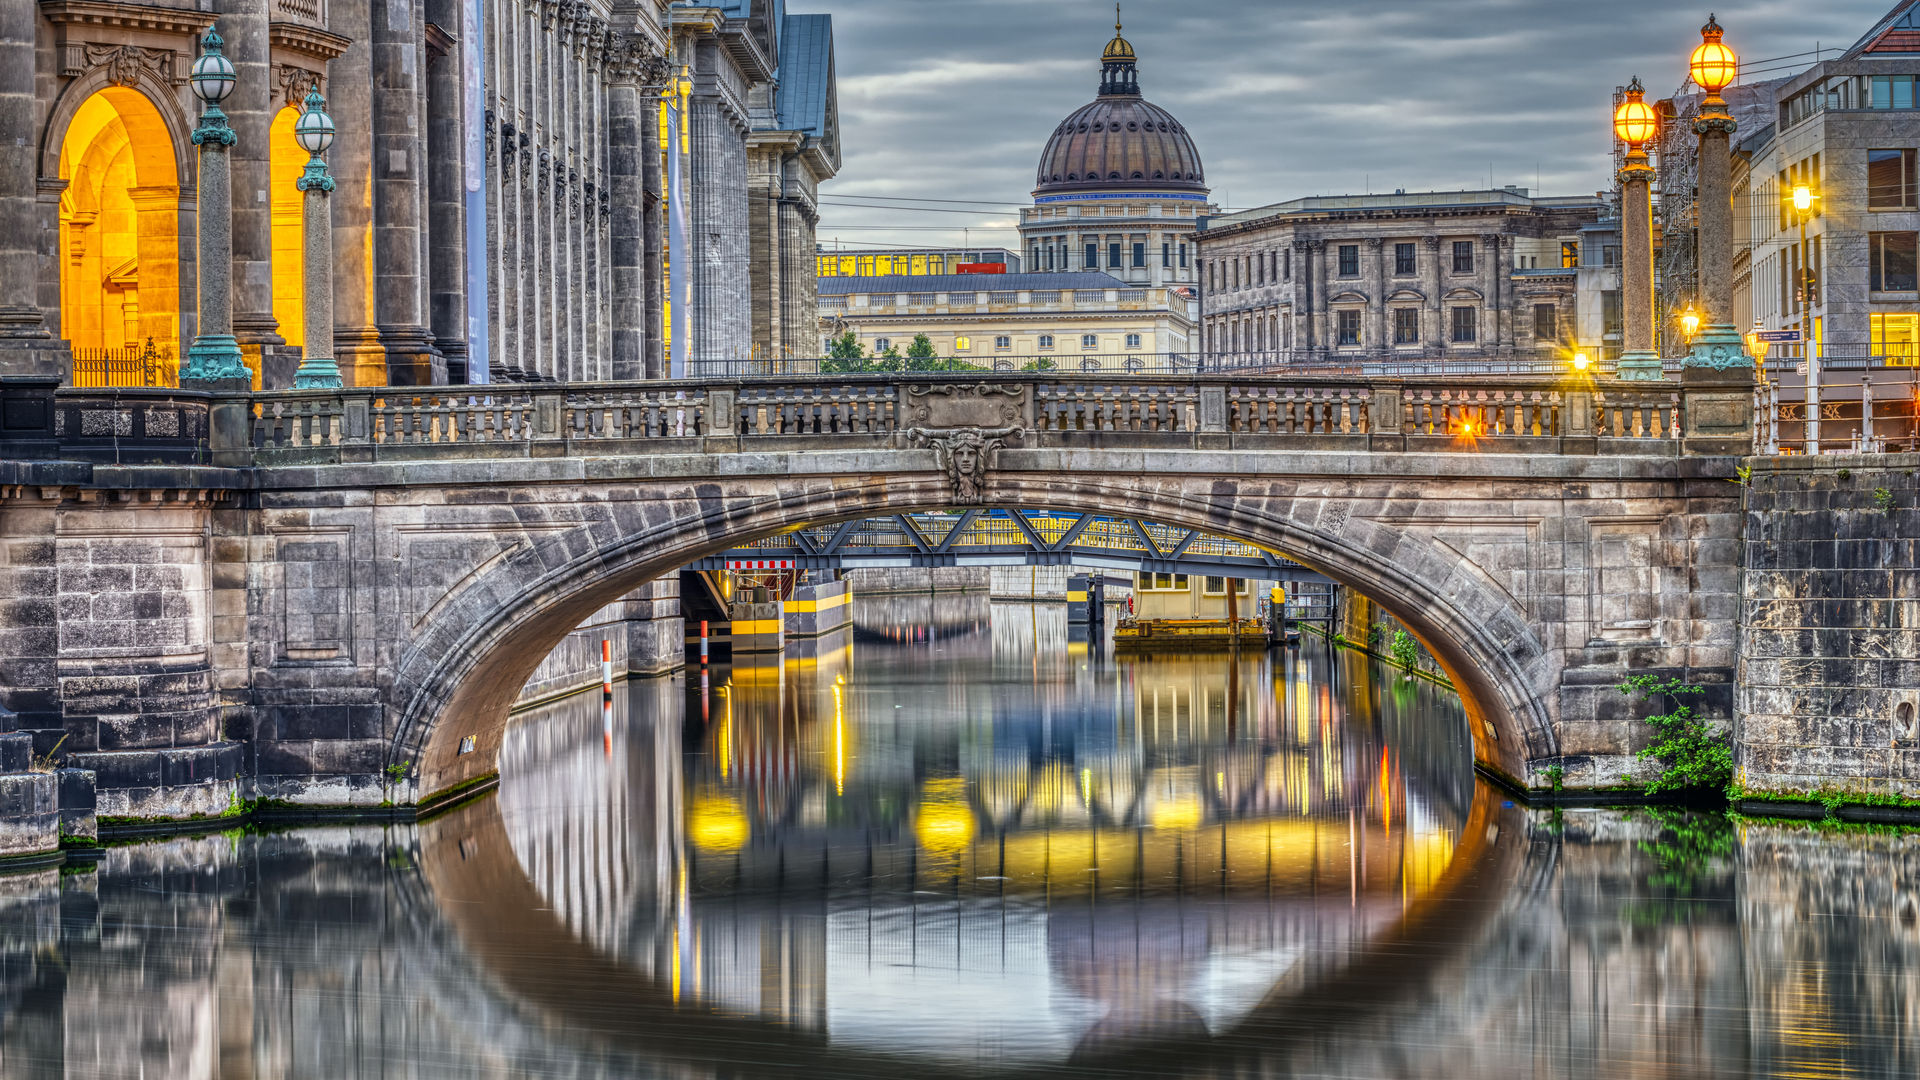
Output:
781,197,816,360
0,0,61,375
1480,233,1501,351
1366,236,1386,355
220,0,282,360
1425,235,1444,355
689,70,749,372
1617,153,1662,379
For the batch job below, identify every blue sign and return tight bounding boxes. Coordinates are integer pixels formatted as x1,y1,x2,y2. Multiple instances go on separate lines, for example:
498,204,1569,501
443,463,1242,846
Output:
1753,330,1802,343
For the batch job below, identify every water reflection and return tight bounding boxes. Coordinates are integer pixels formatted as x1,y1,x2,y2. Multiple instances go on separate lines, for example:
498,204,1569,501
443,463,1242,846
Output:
1,598,1918,1076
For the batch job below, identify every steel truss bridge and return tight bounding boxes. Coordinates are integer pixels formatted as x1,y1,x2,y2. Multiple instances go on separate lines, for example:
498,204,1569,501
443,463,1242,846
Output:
687,510,1337,584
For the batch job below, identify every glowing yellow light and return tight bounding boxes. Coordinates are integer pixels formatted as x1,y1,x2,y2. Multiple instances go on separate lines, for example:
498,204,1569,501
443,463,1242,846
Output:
687,794,750,852
1612,81,1657,146
1080,766,1092,806
1572,352,1590,372
1792,185,1814,213
1460,421,1475,436
1689,17,1737,94
832,683,845,797
1681,304,1701,341
914,778,976,862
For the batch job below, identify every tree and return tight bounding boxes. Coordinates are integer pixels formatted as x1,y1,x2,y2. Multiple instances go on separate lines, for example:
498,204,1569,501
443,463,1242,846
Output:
1021,357,1056,372
904,333,938,368
1617,675,1730,795
827,330,863,360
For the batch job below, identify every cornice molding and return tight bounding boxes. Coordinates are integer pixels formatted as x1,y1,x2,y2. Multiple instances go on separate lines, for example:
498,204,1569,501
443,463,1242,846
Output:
38,0,215,35
268,21,351,62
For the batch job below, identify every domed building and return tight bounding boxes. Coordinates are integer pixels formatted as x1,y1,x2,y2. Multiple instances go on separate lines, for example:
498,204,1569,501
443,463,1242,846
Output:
1019,18,1215,289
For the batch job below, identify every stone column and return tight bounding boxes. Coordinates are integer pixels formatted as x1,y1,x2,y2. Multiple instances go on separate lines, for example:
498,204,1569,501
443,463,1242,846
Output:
372,0,439,385
293,102,340,390
0,0,60,375
607,43,649,381
219,0,281,368
690,79,749,372
781,194,814,361
1616,83,1662,381
1425,235,1443,354
1480,233,1500,353
427,0,470,381
1289,239,1308,358
1684,16,1753,383
328,0,383,385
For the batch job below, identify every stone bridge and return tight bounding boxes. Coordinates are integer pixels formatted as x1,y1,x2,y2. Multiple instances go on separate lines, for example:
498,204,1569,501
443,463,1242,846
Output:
0,370,1779,817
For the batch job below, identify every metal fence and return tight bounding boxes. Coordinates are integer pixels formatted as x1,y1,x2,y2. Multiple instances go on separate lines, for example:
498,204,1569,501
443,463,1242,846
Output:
686,350,1676,380
70,342,166,388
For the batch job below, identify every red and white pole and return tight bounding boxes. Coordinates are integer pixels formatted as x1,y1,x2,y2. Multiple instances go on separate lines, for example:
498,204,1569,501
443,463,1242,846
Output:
602,639,613,756
700,619,709,666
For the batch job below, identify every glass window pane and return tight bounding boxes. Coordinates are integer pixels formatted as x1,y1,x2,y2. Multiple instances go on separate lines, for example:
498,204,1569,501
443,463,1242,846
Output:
1886,232,1917,290
1870,149,1906,209
1897,77,1914,110
1874,76,1892,108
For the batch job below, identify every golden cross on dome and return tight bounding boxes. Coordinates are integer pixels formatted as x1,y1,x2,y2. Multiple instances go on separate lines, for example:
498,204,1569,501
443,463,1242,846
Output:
1115,4,1122,35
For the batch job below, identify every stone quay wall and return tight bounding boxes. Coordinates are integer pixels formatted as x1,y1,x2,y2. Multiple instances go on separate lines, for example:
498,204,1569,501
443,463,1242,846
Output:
1736,453,1920,798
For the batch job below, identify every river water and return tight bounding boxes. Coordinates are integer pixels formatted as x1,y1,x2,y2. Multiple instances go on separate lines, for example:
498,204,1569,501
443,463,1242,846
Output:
0,595,1916,1077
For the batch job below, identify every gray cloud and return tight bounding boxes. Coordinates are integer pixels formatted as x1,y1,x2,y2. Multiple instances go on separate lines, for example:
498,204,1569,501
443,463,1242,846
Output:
812,0,1892,250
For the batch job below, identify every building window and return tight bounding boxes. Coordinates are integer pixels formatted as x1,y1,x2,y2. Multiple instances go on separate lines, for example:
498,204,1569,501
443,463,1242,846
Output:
1602,290,1621,338
1452,241,1474,273
1533,303,1557,342
1336,309,1361,346
1162,241,1171,267
1450,306,1477,343
1178,243,1188,268
954,336,971,351
1038,334,1054,350
1337,244,1359,277
1081,333,1099,349
994,335,1011,349
1393,307,1419,344
1283,249,1291,280
1872,231,1918,291
1561,242,1580,268
1125,332,1142,348
1394,243,1415,275
1872,312,1920,365
1870,74,1918,109
1136,572,1190,591
1085,243,1098,269
1132,242,1146,267
1602,245,1620,267
1870,149,1918,210
873,337,890,352
1109,242,1123,268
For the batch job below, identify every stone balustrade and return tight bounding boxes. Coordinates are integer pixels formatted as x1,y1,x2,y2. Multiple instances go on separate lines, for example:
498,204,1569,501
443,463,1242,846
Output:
196,373,1722,465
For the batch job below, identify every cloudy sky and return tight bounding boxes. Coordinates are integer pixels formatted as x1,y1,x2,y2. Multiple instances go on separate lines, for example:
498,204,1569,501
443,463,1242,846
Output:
810,0,1897,253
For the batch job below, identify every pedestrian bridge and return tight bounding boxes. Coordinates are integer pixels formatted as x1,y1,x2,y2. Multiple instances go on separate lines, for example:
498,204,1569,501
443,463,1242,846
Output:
695,510,1334,583
0,370,1757,813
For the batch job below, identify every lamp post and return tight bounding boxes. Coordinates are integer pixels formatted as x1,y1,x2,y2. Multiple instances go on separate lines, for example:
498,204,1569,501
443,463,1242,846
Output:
182,29,251,384
1681,303,1700,343
291,84,340,389
1681,14,1753,380
1614,76,1663,380
1793,182,1821,452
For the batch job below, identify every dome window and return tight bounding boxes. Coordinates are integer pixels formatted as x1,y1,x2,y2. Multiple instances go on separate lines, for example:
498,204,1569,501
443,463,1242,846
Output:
1108,171,1121,179
1132,171,1144,179
1092,122,1103,131
1078,122,1088,132
1067,173,1078,181
1127,121,1138,131
1153,171,1164,179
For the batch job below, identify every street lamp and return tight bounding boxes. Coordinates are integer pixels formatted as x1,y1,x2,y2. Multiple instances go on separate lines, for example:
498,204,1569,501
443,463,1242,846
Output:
1573,351,1591,372
1681,304,1700,341
181,29,249,383
1681,13,1754,381
292,84,341,390
1791,181,1822,453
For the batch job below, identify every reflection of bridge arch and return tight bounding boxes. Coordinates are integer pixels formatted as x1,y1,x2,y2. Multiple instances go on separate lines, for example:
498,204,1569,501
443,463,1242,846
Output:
419,768,1525,1078
393,472,1553,796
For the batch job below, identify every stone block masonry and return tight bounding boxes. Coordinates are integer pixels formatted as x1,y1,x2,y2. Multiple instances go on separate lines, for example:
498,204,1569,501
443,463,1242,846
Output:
1736,453,1920,798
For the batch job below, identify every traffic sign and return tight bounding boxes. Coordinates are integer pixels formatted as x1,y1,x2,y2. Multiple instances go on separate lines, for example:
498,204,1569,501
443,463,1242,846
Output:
1752,330,1801,343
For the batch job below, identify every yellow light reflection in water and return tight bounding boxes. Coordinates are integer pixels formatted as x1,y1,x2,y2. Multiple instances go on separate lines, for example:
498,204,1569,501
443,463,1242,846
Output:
915,778,976,864
832,682,845,796
1151,792,1202,831
1080,767,1092,807
688,794,749,852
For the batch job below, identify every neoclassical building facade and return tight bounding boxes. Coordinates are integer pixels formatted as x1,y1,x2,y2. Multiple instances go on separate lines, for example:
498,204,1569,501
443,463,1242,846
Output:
1192,189,1619,364
0,0,837,388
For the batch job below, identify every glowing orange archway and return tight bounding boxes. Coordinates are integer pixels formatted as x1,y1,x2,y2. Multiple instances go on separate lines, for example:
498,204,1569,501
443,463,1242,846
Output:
58,86,180,386
269,105,306,350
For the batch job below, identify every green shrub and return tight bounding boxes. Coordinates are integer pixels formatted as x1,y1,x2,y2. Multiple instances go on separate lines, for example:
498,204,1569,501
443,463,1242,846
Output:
1389,629,1419,674
1874,486,1896,513
1618,675,1730,794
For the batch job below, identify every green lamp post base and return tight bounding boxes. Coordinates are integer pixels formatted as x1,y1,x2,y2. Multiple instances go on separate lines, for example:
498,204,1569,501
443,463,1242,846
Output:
1682,324,1753,373
292,361,343,389
1615,350,1667,381
183,334,250,382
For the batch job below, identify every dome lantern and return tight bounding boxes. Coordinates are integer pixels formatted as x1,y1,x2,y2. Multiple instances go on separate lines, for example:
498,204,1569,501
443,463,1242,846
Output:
1099,4,1138,96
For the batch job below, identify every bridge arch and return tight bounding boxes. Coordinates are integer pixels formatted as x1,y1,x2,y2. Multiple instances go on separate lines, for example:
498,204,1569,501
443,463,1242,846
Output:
390,469,1556,798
